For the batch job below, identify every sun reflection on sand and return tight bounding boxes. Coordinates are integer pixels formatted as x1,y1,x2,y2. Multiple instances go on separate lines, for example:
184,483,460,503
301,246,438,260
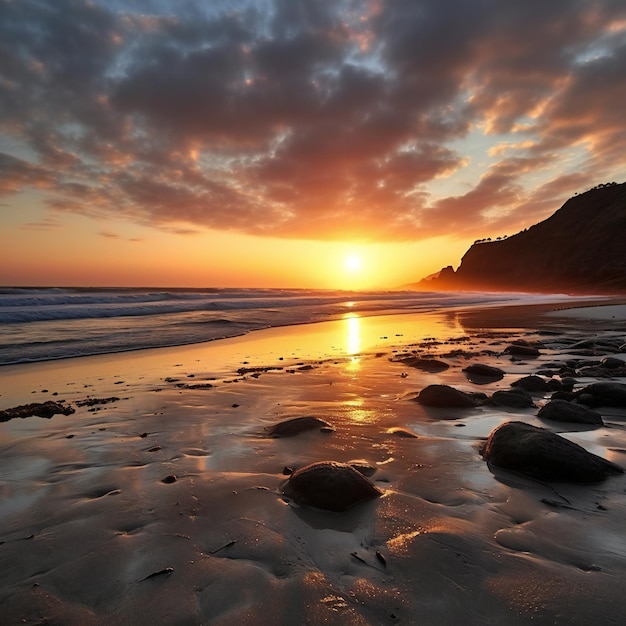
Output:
345,313,362,371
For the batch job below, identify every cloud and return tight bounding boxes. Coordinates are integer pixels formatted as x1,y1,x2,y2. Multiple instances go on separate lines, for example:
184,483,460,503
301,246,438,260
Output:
1,0,625,243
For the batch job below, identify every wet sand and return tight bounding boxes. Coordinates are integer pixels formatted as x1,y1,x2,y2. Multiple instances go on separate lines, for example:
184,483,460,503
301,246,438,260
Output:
1,298,626,625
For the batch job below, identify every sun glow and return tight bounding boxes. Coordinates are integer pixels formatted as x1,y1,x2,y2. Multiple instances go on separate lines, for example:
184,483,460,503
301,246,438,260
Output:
344,253,363,272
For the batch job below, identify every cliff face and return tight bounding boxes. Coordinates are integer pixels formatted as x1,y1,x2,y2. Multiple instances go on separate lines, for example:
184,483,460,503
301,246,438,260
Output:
420,183,626,294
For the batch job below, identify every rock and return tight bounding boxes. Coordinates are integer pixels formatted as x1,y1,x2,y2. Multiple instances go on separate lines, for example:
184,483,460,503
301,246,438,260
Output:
560,377,577,391
601,356,625,369
416,384,477,408
282,461,382,512
504,344,541,357
266,416,334,438
551,391,576,401
511,375,551,393
538,399,604,425
0,401,75,422
347,460,377,477
574,382,626,407
491,388,535,409
462,363,505,383
162,475,177,484
396,357,450,372
481,421,623,482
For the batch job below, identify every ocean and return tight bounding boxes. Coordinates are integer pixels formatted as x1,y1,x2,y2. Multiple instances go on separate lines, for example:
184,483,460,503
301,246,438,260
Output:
0,287,579,366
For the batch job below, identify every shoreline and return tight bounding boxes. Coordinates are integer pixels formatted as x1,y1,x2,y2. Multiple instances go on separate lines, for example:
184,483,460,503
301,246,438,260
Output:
1,296,625,624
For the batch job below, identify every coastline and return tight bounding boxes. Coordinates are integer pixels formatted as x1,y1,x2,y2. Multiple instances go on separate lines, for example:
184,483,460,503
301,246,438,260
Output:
1,297,625,624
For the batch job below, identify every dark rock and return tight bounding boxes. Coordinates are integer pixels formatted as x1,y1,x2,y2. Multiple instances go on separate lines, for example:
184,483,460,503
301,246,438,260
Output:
536,369,557,377
266,416,334,438
551,391,576,401
76,397,120,407
162,475,177,484
538,399,604,425
578,365,626,378
601,357,625,369
395,357,450,372
416,385,477,408
491,388,535,409
504,344,541,357
347,460,377,477
574,382,626,407
282,461,382,512
481,421,623,482
571,338,624,352
511,375,551,393
0,401,75,422
560,377,577,391
462,363,505,383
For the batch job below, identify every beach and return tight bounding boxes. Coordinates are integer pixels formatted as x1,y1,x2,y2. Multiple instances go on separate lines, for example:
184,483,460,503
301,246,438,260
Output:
1,298,626,625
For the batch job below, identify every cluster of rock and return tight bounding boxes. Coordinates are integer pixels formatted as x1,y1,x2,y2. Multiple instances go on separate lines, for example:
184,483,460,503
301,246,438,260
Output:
413,335,626,482
0,401,75,422
266,335,626,511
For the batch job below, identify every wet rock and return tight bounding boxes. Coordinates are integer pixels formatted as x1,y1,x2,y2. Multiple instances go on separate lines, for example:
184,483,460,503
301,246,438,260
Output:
394,357,450,372
282,461,382,512
0,401,75,422
347,459,377,477
266,416,334,438
462,363,505,383
571,338,623,352
490,388,535,409
574,382,626,407
76,397,120,407
504,344,541,357
601,357,625,369
416,385,477,408
551,391,576,401
511,375,551,393
481,421,623,482
538,399,604,426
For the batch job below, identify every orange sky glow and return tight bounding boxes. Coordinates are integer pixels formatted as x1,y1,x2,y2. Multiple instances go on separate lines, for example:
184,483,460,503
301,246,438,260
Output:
1,1,625,289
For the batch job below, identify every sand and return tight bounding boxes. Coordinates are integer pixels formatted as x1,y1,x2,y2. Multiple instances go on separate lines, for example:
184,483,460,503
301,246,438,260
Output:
1,298,626,625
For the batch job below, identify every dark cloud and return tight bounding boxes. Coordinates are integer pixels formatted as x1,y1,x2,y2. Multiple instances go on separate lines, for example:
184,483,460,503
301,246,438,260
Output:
1,0,625,242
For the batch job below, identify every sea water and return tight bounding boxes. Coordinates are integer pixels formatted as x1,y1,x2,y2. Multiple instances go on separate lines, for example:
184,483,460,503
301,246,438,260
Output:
0,287,577,365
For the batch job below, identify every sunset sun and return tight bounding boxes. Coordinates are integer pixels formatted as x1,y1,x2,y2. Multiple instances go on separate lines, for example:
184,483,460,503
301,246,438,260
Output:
344,253,363,272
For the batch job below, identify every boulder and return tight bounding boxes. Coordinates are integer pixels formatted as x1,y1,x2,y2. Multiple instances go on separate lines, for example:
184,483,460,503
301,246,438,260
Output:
266,416,333,438
416,384,477,408
491,388,535,409
347,460,377,477
538,399,604,425
511,375,551,393
282,461,382,512
504,344,541,357
462,363,505,383
601,356,625,369
481,421,623,482
396,357,450,372
574,382,626,407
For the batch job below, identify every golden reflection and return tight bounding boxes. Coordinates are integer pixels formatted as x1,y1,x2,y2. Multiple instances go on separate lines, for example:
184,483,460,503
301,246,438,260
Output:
345,313,360,354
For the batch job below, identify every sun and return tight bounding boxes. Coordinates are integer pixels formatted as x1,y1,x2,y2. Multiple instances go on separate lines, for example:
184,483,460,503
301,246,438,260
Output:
344,253,362,272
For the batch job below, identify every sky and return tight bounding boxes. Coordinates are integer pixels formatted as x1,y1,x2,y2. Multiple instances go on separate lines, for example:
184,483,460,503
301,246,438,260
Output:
1,0,625,290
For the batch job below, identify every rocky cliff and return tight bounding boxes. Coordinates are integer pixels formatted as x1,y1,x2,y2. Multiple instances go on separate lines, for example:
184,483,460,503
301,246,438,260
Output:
418,182,626,294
